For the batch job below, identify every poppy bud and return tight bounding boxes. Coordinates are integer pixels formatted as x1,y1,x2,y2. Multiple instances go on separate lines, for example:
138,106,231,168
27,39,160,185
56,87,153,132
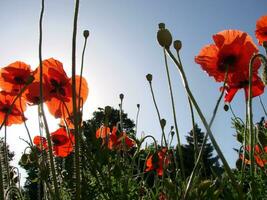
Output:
160,118,166,128
157,23,172,48
119,93,124,100
137,104,140,108
171,131,175,137
20,153,29,165
223,104,229,111
170,126,174,130
83,30,90,38
173,40,182,51
146,74,153,82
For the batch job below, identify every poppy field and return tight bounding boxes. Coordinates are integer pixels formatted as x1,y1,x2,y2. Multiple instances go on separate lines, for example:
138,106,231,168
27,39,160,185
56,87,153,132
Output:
0,1,267,200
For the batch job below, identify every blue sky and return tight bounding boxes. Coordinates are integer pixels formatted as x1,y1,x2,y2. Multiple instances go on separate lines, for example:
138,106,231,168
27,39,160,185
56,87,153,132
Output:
0,0,266,182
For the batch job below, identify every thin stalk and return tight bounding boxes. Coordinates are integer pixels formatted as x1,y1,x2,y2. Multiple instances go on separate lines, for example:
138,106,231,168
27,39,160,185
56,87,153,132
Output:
0,151,4,200
71,0,81,199
188,98,198,161
147,80,168,146
163,48,185,179
134,104,140,136
259,96,267,118
241,105,248,182
4,126,10,186
165,48,242,199
38,0,59,198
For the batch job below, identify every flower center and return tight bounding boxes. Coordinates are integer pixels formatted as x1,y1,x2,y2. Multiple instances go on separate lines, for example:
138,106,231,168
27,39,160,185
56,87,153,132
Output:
14,76,25,84
218,55,237,72
50,79,66,96
52,135,68,146
1,106,9,113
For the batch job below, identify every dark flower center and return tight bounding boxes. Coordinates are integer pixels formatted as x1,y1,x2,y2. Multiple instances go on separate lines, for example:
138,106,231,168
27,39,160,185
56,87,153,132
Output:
52,135,68,146
14,76,25,84
218,55,237,72
50,79,66,96
1,107,9,113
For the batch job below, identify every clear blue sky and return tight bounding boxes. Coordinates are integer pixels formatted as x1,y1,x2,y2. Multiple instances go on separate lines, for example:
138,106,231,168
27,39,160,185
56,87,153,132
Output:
0,0,266,181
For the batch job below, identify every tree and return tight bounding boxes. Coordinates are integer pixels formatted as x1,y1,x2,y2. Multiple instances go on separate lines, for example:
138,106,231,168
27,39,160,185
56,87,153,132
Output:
181,124,222,178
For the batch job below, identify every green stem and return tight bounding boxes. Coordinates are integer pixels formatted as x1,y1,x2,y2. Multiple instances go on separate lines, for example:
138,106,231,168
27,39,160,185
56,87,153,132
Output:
38,0,59,198
4,126,10,187
163,48,185,179
165,48,243,199
71,0,81,199
147,80,168,147
0,151,4,200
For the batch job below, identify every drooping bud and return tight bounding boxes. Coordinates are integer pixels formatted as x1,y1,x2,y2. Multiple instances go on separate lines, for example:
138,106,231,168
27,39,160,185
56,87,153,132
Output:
83,30,90,38
137,104,140,109
173,40,182,51
146,74,153,82
157,23,172,48
160,118,166,128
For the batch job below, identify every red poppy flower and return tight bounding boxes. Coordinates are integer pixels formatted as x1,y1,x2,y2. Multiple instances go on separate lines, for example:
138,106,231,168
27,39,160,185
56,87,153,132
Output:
33,136,48,150
195,30,260,83
222,74,264,102
24,81,51,105
241,145,267,168
0,61,33,94
145,148,170,176
34,58,88,118
255,15,267,45
33,128,74,157
107,127,135,150
96,125,111,139
0,91,27,126
51,128,74,157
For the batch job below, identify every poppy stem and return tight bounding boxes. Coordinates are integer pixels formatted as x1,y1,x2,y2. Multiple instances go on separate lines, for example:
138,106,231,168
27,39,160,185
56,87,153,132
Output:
165,48,243,199
162,47,185,180
259,96,267,118
0,151,4,200
135,104,140,136
71,0,81,199
38,0,60,199
147,78,168,147
4,126,10,187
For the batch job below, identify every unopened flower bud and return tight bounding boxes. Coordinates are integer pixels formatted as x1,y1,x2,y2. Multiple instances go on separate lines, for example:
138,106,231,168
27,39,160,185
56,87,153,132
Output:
160,118,166,128
157,23,172,48
83,30,89,38
173,40,182,51
146,74,153,82
223,104,229,111
119,93,124,100
137,104,140,108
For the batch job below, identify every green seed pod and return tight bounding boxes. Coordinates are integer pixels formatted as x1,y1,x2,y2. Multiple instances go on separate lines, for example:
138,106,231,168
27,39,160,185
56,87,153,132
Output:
83,30,89,38
157,23,172,48
20,153,29,165
173,40,182,51
146,74,153,82
223,104,229,111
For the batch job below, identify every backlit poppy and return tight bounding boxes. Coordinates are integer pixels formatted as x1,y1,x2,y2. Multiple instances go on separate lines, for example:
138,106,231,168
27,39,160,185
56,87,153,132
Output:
51,128,74,157
107,126,135,150
222,74,264,102
255,15,267,45
33,136,48,150
33,128,74,157
96,125,111,139
145,148,170,176
0,91,27,126
34,58,88,118
24,81,51,105
0,61,33,94
195,30,260,83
